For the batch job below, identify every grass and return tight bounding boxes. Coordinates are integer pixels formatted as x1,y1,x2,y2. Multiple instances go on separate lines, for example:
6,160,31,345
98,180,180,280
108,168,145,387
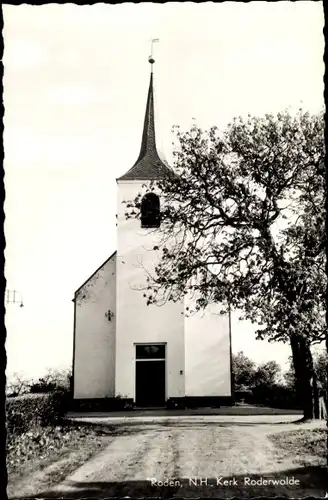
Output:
7,421,113,498
269,428,326,466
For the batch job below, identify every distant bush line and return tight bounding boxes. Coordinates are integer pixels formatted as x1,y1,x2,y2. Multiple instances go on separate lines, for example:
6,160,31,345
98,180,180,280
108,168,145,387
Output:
234,385,302,410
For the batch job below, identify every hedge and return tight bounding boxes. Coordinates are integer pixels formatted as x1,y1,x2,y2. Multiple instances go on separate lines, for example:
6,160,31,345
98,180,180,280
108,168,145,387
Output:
251,385,302,410
6,390,71,436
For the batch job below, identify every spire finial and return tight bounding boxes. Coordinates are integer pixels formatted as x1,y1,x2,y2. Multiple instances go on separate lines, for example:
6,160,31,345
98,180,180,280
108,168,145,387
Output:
148,38,159,69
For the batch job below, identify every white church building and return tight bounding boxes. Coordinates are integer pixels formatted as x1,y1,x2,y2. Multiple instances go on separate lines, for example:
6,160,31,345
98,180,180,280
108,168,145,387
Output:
72,55,232,409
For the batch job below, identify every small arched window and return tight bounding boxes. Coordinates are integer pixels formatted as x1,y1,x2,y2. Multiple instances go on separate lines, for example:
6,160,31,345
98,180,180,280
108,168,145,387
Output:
141,192,160,228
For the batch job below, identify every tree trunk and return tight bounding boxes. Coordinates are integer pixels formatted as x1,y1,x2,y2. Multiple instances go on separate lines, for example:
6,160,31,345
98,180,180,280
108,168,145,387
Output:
259,225,319,419
312,374,320,419
290,334,316,420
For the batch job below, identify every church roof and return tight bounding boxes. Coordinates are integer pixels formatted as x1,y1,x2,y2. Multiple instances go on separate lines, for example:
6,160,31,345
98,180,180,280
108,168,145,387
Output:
117,67,172,181
73,251,116,297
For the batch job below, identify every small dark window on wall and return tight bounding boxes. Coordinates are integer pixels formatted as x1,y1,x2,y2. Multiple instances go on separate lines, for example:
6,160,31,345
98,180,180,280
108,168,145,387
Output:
136,344,165,359
141,193,160,228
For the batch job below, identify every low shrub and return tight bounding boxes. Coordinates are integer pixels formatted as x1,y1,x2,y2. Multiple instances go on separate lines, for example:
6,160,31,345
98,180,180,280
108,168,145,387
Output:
251,384,301,409
6,389,71,436
234,387,253,403
29,370,72,394
29,381,58,393
232,383,302,409
7,424,68,469
6,422,93,471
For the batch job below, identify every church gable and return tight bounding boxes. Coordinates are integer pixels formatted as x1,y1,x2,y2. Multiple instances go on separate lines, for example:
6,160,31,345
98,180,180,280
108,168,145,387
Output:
74,251,116,306
73,251,116,399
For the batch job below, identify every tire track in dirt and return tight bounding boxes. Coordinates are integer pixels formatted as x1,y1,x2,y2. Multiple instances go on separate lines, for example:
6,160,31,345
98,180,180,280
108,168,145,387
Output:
49,430,154,496
127,422,176,481
171,423,290,497
174,424,235,477
48,423,182,497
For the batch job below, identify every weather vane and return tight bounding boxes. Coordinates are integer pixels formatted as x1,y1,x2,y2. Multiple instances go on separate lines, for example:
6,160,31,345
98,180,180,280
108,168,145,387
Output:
148,38,159,65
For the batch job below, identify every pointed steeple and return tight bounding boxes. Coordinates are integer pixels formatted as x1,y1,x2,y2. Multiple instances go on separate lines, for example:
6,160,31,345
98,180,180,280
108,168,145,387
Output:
117,50,171,181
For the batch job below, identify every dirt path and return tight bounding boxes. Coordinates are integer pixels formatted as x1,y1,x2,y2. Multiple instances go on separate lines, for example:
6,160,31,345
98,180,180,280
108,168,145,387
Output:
11,417,326,499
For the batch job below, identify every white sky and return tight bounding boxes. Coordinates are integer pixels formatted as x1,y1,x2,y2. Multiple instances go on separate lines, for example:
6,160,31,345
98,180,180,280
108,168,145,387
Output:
4,2,325,382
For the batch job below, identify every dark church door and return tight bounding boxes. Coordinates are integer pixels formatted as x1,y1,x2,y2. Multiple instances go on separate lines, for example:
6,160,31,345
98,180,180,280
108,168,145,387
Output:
135,344,166,407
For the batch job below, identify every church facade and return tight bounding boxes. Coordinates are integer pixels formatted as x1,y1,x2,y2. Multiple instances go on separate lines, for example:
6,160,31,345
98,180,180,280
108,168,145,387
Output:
72,59,232,409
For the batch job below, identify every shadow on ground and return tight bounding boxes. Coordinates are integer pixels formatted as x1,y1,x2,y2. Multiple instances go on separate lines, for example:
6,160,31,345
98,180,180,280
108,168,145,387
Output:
68,405,302,419
67,418,305,439
11,466,327,499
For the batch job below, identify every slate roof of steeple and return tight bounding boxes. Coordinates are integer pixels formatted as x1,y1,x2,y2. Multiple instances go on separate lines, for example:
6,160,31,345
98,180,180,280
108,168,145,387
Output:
117,69,172,181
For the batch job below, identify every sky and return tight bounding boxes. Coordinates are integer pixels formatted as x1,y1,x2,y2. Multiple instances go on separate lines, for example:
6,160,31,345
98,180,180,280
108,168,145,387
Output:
3,2,325,382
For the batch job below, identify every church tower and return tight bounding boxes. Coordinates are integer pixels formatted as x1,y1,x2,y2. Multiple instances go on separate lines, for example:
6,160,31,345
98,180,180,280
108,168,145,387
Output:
115,54,186,406
72,46,232,408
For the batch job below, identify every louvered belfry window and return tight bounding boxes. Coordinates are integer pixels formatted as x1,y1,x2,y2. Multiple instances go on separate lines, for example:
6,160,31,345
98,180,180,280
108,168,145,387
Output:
141,192,160,228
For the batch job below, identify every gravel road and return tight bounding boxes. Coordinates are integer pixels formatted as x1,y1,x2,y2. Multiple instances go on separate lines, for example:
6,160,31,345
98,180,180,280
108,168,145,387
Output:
21,416,327,498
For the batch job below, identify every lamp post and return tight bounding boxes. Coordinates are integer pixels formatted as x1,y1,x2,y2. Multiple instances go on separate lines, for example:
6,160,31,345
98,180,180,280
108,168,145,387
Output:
6,290,24,308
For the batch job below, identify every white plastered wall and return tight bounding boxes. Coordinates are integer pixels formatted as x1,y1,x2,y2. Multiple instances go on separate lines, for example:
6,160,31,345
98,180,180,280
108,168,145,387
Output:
184,299,231,397
73,254,116,399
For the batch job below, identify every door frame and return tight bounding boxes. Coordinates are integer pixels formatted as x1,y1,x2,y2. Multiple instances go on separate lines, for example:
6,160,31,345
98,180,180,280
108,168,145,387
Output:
134,342,167,404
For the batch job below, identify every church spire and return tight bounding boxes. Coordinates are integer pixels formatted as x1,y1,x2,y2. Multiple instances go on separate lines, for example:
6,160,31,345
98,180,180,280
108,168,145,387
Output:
117,41,171,181
136,66,156,163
